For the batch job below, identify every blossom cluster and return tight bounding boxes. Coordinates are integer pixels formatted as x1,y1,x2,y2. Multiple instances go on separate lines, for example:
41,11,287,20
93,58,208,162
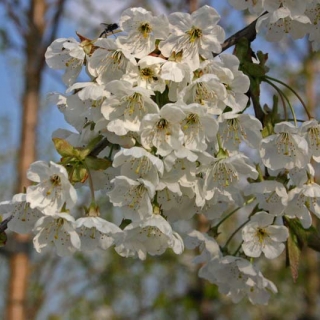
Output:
1,4,320,305
228,0,320,50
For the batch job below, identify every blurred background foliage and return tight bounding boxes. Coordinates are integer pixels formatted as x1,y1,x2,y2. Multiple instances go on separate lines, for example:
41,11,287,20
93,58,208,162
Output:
0,0,320,319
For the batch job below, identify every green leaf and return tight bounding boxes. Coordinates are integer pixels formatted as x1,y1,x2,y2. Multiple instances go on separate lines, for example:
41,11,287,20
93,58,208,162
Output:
85,157,112,171
241,61,266,78
285,218,320,281
0,232,7,247
77,135,104,159
53,138,80,158
234,37,249,61
261,95,278,138
70,166,88,183
305,225,320,252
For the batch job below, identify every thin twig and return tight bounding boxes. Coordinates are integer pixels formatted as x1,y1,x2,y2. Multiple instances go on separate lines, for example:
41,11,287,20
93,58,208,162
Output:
3,0,26,37
35,0,66,75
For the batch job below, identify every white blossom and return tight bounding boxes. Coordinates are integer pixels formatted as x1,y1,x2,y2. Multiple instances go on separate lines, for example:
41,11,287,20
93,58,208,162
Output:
218,113,262,151
180,74,227,114
300,119,320,162
112,147,164,186
117,7,169,59
140,103,185,156
263,0,309,16
227,0,264,14
199,256,277,305
0,194,43,234
26,161,77,215
203,152,259,193
33,212,80,257
184,230,222,263
87,38,136,84
256,10,310,42
159,5,225,70
260,122,309,170
122,56,166,93
202,54,250,113
160,60,192,101
108,176,155,221
286,182,320,228
242,211,289,259
244,181,288,216
115,214,184,260
45,38,86,86
180,103,219,152
76,216,122,250
101,80,159,135
305,3,320,50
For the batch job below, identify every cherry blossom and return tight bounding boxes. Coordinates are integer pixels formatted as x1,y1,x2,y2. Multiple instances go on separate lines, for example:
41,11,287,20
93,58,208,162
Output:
159,5,225,70
260,122,309,170
242,211,289,259
87,38,136,84
108,176,155,221
0,194,43,234
45,38,87,86
33,212,80,257
26,161,77,215
115,214,184,260
117,7,169,59
199,256,278,305
76,216,122,250
101,80,159,135
140,103,185,156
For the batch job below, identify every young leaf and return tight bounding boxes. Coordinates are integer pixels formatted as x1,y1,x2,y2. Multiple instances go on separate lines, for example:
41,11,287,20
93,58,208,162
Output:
85,157,112,171
287,228,301,282
52,138,80,158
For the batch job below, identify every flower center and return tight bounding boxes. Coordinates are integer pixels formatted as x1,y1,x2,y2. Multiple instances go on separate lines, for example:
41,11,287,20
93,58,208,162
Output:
308,126,320,150
195,83,216,105
223,119,247,145
211,160,238,187
275,132,296,156
256,227,268,243
139,22,152,38
140,67,156,81
186,26,202,43
156,118,168,130
125,93,145,116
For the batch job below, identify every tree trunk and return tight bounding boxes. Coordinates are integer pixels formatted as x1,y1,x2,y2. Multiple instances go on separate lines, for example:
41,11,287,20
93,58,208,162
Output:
6,0,65,318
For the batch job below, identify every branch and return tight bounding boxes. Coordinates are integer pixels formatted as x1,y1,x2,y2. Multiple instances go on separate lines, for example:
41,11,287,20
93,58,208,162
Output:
89,137,111,157
39,0,66,72
214,13,267,57
44,0,66,49
0,216,13,233
3,0,26,37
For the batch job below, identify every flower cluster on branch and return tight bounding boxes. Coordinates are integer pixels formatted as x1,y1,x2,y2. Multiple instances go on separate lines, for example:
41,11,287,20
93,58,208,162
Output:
2,2,320,305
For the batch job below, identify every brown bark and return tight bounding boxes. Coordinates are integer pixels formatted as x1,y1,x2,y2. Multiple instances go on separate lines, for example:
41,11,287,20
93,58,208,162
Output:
6,2,44,318
189,0,198,13
5,1,65,319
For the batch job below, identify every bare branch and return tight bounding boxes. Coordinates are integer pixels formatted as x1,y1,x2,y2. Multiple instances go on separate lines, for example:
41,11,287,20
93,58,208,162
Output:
38,0,66,71
3,0,26,37
89,137,112,157
214,13,267,57
0,216,13,232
